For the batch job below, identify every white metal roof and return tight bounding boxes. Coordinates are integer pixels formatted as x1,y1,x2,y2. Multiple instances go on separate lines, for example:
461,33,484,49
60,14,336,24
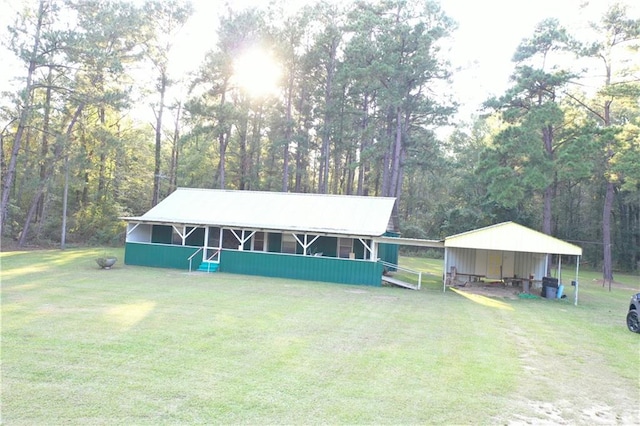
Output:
123,188,397,237
445,222,583,256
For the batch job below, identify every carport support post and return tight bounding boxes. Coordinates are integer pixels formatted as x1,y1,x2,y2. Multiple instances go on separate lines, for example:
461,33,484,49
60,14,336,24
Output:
574,256,580,306
442,249,448,292
557,255,562,284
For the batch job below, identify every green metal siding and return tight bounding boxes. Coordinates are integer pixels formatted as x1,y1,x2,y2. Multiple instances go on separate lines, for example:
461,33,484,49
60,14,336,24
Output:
378,232,400,271
379,231,399,269
378,242,398,264
220,250,383,286
124,242,202,270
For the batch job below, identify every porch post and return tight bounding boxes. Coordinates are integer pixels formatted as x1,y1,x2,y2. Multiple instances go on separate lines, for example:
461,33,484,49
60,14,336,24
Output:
358,238,373,260
203,226,210,262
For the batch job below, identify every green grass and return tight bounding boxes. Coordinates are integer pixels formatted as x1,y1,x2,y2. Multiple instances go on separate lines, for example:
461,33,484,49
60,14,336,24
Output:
2,248,639,424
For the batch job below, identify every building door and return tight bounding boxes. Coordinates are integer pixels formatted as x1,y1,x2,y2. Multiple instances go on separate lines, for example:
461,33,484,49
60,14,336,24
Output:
487,250,502,278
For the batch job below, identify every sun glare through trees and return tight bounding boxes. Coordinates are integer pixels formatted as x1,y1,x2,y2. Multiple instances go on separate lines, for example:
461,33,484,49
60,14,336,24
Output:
233,48,282,98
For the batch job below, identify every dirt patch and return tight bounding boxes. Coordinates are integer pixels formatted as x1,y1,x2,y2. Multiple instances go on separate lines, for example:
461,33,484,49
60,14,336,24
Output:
494,323,640,425
452,282,526,300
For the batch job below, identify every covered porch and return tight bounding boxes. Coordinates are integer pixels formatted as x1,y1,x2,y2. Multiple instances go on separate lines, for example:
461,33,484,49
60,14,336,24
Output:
123,220,399,286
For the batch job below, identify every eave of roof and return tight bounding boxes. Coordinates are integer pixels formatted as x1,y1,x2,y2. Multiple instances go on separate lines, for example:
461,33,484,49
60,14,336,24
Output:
121,188,397,237
444,222,582,256
372,236,444,248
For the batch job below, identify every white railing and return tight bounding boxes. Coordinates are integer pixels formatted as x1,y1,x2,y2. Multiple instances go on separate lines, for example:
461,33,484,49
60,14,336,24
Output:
188,248,222,272
378,260,422,290
188,247,203,272
206,248,220,262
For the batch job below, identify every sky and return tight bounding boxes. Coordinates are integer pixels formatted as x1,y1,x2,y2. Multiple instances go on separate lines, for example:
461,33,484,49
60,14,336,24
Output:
1,0,638,130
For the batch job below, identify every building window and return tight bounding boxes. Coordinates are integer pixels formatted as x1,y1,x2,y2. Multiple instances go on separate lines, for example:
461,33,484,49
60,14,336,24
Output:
151,225,172,244
222,229,242,249
338,238,353,258
208,227,221,247
282,233,297,254
253,232,266,251
172,227,182,245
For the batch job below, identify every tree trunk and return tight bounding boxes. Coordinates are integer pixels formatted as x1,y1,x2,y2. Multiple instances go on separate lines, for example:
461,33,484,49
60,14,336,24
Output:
20,104,84,246
318,38,337,194
389,106,403,198
356,93,370,196
543,185,553,235
37,68,53,223
152,70,167,206
294,87,309,193
1,0,45,230
345,150,354,195
218,133,228,189
237,108,249,190
601,94,615,284
97,106,107,199
282,68,294,192
61,153,69,249
602,180,615,284
249,104,263,190
169,102,181,193
381,107,394,197
541,125,554,235
216,82,229,190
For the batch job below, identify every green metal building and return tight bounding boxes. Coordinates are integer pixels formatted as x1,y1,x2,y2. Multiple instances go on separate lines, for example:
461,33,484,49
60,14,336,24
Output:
122,188,401,286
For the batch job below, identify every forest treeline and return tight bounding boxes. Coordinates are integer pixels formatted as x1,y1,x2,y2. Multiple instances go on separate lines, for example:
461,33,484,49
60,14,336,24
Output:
1,0,638,278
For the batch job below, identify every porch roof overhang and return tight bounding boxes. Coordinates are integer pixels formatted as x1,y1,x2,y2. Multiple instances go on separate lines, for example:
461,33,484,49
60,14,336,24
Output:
123,218,392,240
121,188,397,238
444,222,582,256
372,236,444,248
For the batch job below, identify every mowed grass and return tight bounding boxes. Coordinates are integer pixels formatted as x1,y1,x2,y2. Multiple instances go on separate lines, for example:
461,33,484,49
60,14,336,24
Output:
1,248,639,424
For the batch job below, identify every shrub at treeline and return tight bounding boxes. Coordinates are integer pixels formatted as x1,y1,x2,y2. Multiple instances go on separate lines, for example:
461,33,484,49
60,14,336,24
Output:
1,1,638,276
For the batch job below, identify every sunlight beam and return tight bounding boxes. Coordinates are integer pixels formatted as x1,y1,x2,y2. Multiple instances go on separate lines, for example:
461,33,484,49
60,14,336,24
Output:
233,48,281,98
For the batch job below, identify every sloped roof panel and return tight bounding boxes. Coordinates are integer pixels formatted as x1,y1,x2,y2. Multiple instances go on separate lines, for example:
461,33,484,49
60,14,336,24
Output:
124,188,397,237
445,222,582,256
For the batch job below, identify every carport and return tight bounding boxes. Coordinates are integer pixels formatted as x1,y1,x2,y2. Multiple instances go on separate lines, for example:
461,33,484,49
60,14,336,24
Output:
443,222,583,304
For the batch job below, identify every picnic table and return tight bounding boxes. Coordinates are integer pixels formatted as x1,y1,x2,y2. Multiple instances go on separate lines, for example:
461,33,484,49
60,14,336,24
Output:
460,273,485,282
503,277,541,293
446,267,485,286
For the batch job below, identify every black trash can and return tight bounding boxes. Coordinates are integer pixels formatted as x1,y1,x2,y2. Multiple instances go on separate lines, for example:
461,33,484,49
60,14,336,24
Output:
541,277,559,298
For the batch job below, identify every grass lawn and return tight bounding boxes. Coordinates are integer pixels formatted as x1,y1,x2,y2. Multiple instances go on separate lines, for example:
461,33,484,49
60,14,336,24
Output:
2,247,639,424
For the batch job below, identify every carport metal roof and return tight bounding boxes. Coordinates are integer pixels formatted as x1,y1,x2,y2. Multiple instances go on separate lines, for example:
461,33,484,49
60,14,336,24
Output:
372,236,443,248
122,188,397,237
445,222,582,256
